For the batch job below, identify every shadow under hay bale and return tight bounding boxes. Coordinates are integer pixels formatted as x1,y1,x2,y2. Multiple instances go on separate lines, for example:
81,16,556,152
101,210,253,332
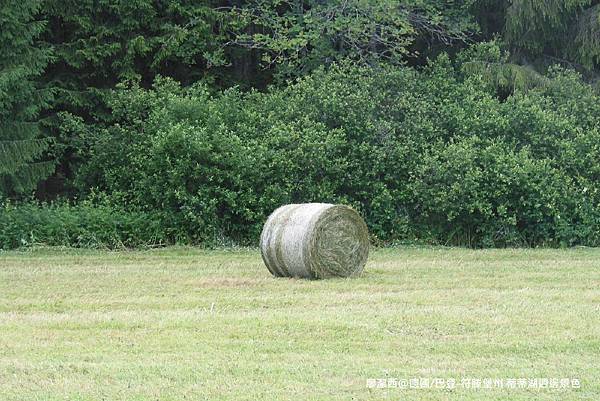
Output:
260,203,370,279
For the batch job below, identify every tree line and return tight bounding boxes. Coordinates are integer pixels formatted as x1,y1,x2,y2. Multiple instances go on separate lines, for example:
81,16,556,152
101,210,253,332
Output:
1,1,600,248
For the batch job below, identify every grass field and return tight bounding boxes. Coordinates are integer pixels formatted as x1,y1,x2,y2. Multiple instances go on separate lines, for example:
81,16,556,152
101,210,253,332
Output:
1,247,599,400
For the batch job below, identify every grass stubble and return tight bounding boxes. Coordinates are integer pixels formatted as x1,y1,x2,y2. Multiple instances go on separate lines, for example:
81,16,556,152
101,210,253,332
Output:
0,246,599,400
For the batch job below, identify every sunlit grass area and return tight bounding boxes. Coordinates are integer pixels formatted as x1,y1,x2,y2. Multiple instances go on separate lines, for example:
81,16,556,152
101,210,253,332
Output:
1,247,599,400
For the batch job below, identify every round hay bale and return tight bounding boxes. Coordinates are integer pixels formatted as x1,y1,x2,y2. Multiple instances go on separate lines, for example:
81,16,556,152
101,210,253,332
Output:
260,203,369,279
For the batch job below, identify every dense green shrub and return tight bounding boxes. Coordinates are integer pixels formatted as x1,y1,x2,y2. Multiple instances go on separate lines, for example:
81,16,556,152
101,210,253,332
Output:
6,55,600,249
3,2,600,250
0,199,167,249
410,137,598,247
68,77,349,244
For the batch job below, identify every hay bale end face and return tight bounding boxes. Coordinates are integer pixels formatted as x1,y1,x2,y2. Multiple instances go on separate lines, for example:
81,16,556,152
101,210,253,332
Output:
260,203,370,279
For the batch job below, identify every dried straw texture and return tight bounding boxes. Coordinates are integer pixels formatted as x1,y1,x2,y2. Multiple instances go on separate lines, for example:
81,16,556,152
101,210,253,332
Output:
260,203,369,279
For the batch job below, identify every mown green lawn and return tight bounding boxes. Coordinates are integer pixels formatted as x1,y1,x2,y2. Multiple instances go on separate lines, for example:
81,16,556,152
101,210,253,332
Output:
0,247,599,400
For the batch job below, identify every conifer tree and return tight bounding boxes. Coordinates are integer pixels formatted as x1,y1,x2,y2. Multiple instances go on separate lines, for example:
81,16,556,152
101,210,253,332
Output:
0,0,54,196
504,0,600,70
466,0,600,92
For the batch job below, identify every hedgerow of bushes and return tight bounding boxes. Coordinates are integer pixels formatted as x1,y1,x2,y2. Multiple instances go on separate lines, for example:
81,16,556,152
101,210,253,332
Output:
3,54,600,249
0,199,167,249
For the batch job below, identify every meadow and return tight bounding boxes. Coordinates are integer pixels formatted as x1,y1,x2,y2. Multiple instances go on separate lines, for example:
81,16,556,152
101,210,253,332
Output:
1,247,599,400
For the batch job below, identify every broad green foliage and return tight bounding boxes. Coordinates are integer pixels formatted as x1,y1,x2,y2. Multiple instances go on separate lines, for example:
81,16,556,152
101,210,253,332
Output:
2,1,600,248
56,58,600,247
227,0,478,78
0,0,54,196
0,199,166,249
73,76,348,243
412,138,584,247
